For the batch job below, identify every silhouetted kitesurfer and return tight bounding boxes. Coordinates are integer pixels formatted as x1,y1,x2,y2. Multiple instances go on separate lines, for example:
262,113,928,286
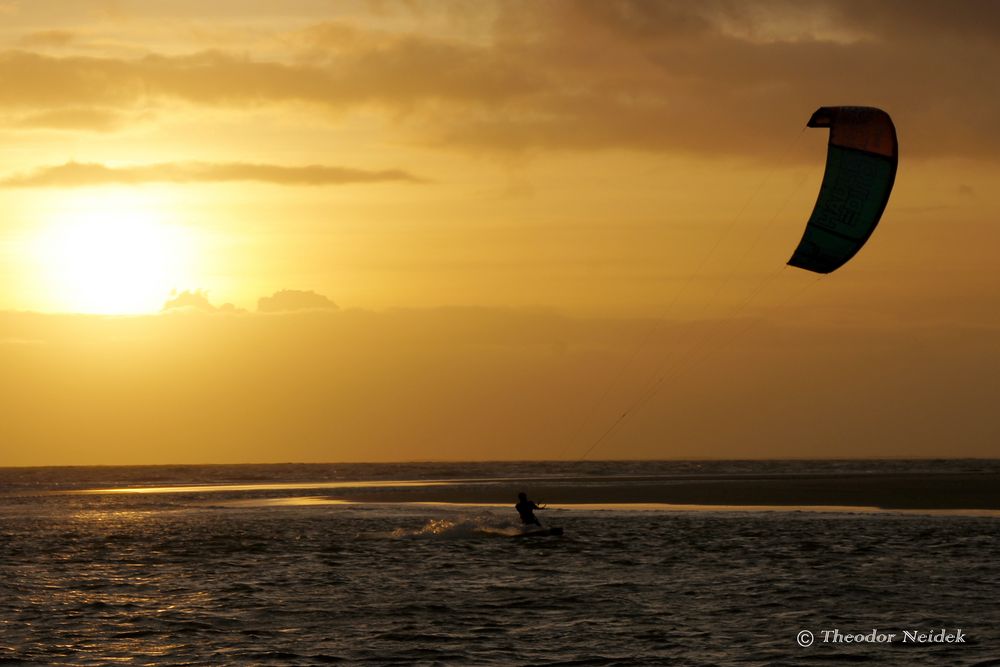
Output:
515,492,546,527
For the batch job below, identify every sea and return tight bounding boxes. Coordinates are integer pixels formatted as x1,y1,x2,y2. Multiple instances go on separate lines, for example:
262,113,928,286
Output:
1,460,998,666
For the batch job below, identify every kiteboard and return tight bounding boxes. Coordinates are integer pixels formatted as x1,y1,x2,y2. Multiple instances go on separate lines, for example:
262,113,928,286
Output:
512,527,563,538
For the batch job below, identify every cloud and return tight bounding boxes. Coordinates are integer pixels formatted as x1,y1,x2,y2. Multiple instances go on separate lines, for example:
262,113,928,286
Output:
163,289,345,315
0,40,539,111
0,160,424,187
432,0,1000,159
162,289,218,312
162,290,246,313
1,2,999,160
257,289,338,313
13,108,133,132
18,29,77,48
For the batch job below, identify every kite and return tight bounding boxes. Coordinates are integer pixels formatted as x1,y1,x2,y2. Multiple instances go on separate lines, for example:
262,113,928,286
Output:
788,106,898,273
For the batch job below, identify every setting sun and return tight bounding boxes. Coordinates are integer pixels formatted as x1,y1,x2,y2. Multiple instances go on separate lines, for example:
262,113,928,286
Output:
29,190,195,315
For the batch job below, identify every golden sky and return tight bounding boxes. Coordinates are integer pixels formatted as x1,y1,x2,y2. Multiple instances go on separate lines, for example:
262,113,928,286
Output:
2,1,999,464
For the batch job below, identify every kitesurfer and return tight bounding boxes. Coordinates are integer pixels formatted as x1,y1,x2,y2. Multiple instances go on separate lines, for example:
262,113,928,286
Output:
515,492,545,527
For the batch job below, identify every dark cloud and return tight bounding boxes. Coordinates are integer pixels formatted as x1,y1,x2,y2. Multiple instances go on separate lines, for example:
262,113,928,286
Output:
1,1,998,160
822,0,1000,42
0,160,424,187
447,0,1000,159
258,289,338,313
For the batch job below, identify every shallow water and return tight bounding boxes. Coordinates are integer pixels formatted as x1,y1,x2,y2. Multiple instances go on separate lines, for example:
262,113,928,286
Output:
1,462,998,665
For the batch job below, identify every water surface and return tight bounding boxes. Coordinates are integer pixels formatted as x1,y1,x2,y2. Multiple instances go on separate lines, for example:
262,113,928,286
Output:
1,461,997,665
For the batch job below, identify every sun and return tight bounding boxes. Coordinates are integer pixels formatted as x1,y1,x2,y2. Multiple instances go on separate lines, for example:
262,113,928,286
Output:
30,189,196,314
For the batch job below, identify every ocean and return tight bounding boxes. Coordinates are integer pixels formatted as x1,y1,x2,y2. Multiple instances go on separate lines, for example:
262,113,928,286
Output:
1,460,998,665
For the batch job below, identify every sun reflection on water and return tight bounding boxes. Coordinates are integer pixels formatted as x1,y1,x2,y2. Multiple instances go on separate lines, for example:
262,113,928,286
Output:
71,509,153,523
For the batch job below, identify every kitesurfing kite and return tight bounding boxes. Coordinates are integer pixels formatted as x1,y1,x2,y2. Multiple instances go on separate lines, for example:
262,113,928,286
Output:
788,106,898,274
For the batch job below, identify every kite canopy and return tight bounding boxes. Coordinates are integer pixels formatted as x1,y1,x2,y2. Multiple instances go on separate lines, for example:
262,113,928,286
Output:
788,106,898,274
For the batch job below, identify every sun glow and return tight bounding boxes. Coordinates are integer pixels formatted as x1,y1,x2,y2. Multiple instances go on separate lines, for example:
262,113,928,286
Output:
30,190,196,314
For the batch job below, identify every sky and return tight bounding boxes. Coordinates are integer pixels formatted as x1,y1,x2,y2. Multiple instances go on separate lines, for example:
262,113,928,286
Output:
1,0,999,465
